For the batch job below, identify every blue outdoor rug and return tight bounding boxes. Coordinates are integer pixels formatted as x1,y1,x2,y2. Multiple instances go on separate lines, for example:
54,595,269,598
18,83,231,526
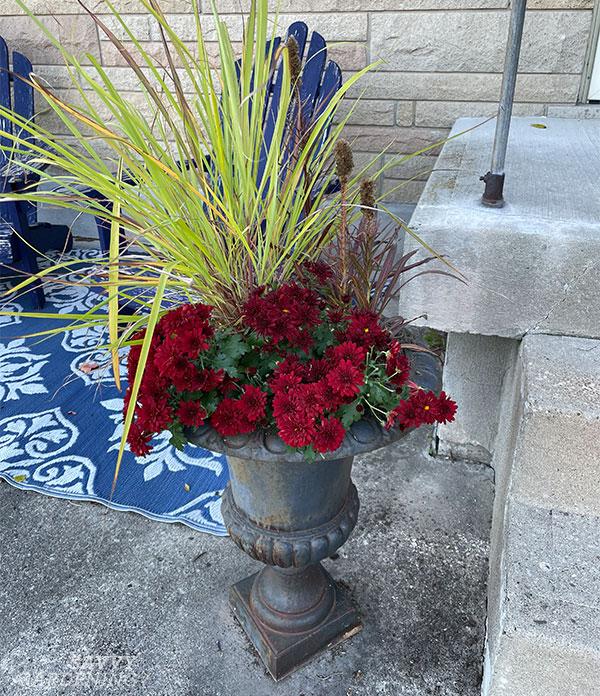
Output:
0,249,228,535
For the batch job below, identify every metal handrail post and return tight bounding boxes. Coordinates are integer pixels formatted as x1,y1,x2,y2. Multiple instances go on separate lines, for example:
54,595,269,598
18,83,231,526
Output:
481,0,528,207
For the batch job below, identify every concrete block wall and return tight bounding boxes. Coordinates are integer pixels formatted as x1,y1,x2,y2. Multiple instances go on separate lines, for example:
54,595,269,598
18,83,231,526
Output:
483,333,600,696
1,0,596,202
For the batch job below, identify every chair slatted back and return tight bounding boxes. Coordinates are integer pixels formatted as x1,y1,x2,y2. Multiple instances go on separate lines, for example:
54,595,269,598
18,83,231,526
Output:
0,36,12,165
12,51,35,147
258,22,341,189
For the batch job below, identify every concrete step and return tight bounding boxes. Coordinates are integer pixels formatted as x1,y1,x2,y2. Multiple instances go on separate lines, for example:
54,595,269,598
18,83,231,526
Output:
398,117,600,342
484,334,600,696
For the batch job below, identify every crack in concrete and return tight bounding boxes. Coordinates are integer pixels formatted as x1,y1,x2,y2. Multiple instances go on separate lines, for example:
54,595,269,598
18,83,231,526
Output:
524,260,598,337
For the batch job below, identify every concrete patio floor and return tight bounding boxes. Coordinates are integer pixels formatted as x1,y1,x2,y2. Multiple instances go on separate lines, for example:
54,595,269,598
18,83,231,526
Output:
0,428,493,696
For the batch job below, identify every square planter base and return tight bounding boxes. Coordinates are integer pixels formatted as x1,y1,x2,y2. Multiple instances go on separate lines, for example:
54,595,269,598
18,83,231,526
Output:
229,571,362,681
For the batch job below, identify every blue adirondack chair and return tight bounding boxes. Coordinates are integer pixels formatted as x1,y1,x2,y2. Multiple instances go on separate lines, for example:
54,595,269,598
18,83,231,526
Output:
90,22,342,254
0,35,72,308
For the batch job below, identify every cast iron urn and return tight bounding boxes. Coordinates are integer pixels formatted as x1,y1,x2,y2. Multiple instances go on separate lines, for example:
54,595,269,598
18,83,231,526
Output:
187,351,439,680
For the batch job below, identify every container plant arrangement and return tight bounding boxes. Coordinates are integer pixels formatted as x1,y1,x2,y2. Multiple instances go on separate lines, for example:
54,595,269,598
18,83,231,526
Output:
0,0,457,680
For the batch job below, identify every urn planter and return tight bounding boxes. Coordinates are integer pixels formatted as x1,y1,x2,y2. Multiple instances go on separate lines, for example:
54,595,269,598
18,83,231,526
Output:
187,350,439,680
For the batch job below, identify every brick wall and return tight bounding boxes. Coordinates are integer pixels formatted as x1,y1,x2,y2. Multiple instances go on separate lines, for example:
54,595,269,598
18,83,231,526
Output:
1,0,595,203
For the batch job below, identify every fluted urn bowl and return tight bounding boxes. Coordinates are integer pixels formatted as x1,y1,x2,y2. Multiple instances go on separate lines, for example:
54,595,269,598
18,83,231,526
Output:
186,350,439,680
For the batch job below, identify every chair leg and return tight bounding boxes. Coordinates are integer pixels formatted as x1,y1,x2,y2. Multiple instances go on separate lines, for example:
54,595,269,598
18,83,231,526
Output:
96,216,111,254
12,190,45,309
13,233,45,309
26,221,73,254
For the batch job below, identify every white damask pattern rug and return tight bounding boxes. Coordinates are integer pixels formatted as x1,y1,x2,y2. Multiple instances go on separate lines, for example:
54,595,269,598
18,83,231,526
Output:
0,249,228,535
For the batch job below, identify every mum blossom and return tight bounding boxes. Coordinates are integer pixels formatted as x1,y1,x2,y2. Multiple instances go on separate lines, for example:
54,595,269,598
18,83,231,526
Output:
128,422,153,457
433,391,458,424
211,398,254,436
327,359,364,398
277,414,317,448
124,285,457,458
176,400,207,427
239,385,267,423
313,417,346,453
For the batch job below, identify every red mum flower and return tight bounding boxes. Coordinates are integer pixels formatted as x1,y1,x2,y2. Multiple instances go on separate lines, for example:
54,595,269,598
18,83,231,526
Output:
317,379,345,412
328,341,367,365
168,358,199,393
327,308,347,324
128,422,153,457
159,303,213,335
190,303,213,322
176,400,207,427
313,417,346,453
140,372,169,402
153,340,174,371
304,358,330,383
242,282,321,347
211,399,254,436
342,309,389,349
243,291,277,336
219,374,239,396
192,368,224,392
275,355,306,378
176,326,213,357
126,331,146,380
277,414,317,448
137,397,172,432
294,383,326,418
327,359,364,398
272,391,300,420
269,371,303,395
433,391,457,424
294,329,314,354
239,385,267,423
387,399,418,430
387,351,410,388
390,389,438,429
410,389,438,425
302,260,333,284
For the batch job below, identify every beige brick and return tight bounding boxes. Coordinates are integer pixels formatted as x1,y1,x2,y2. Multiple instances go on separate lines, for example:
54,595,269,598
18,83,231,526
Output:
382,0,508,5
214,1,509,10
371,10,591,74
328,43,368,72
100,40,226,69
352,151,385,180
395,101,414,127
335,99,396,126
100,37,367,71
108,0,197,9
342,124,449,154
546,104,600,119
383,153,438,181
344,71,580,103
3,0,195,11
381,178,427,204
98,14,155,43
415,101,547,128
256,12,370,42
99,13,235,44
36,64,202,94
0,14,100,65
123,12,369,43
336,100,412,128
34,88,153,136
527,0,593,7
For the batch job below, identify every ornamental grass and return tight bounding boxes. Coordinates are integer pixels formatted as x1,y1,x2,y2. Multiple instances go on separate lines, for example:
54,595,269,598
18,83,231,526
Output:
0,0,459,476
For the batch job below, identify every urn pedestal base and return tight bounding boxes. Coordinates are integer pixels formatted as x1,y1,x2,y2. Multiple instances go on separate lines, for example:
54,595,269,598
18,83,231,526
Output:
187,353,439,680
230,567,361,681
